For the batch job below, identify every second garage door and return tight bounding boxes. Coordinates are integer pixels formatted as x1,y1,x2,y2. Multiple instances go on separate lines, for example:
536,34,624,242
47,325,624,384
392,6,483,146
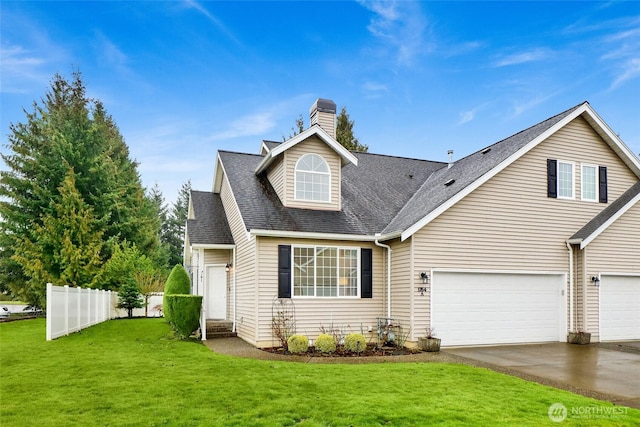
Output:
432,271,566,346
600,274,640,341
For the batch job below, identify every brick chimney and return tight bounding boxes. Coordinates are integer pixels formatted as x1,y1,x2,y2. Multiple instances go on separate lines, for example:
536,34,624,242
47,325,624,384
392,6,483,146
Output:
309,98,337,139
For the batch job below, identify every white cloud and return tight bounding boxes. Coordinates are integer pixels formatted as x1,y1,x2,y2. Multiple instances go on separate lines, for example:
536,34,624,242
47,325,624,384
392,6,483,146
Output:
362,81,388,98
610,58,640,90
183,0,243,47
493,48,550,67
208,112,277,141
357,0,430,66
0,45,48,93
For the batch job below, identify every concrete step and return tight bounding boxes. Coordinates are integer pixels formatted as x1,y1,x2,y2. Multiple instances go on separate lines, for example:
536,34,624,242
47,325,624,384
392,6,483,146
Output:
207,331,238,339
205,320,235,338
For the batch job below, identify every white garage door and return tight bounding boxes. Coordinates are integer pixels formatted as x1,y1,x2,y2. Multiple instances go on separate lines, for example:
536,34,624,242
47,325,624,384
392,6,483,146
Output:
432,272,566,346
600,275,640,341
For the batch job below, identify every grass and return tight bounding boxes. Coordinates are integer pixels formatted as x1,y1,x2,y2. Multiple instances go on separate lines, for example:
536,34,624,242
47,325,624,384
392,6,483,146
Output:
1,319,638,426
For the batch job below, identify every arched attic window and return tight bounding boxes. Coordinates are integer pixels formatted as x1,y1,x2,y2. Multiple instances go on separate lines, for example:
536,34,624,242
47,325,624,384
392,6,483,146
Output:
295,153,330,202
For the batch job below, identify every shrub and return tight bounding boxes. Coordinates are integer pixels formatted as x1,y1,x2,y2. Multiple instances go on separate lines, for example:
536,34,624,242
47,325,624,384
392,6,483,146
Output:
163,264,191,322
165,295,202,339
314,334,336,353
287,334,309,354
344,333,367,353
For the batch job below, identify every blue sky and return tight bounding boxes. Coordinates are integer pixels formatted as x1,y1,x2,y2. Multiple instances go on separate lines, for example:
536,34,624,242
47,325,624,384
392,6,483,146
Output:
2,1,639,203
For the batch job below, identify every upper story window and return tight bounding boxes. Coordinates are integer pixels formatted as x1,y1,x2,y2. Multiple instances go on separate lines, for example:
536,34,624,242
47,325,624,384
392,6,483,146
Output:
581,164,597,202
557,161,574,199
295,153,330,202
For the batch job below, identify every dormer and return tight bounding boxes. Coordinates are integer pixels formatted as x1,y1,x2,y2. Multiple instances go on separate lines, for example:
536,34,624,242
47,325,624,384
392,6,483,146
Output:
256,99,358,211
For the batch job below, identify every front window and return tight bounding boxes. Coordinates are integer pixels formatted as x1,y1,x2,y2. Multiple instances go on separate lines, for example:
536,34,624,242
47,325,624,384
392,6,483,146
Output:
581,165,597,202
558,161,574,199
295,153,330,202
293,246,358,297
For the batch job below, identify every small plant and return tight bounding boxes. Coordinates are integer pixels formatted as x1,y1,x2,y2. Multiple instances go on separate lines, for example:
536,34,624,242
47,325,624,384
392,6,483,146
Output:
425,327,436,339
344,333,367,354
315,334,336,353
117,283,144,318
271,297,296,349
394,323,411,350
287,334,309,354
319,323,349,345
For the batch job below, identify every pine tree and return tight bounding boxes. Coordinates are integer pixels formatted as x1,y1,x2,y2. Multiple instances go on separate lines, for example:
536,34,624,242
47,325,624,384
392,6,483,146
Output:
0,71,162,305
165,181,191,267
12,169,104,303
336,107,368,152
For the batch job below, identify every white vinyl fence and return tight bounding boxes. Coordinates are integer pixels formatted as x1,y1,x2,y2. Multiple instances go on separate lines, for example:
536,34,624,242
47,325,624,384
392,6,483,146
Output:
46,284,165,340
46,283,116,340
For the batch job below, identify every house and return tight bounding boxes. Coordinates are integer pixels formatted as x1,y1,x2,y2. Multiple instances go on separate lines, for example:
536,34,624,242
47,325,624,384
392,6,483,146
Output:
184,98,640,348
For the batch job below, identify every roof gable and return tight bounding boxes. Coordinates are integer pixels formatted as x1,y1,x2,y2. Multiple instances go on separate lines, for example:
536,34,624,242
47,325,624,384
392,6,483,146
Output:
186,190,234,246
390,102,640,241
568,181,640,249
254,125,358,175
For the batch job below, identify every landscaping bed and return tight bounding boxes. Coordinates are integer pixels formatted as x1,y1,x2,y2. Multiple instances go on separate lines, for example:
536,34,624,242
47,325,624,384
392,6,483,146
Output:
264,343,421,357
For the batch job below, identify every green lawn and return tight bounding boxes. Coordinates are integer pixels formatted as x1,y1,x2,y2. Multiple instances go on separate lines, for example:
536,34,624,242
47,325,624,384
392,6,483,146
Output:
1,319,638,426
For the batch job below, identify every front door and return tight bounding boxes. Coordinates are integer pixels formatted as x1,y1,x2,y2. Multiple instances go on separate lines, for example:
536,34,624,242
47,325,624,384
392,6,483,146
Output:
206,266,227,319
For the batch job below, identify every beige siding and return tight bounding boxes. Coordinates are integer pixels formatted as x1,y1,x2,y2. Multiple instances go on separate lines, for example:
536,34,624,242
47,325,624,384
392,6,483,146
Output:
283,136,341,211
219,177,257,344
266,157,286,205
310,110,336,138
390,237,413,340
584,201,640,340
254,237,385,348
412,116,638,335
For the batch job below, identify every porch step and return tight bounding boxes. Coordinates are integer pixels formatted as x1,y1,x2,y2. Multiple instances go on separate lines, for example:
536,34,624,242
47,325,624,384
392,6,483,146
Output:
206,320,236,338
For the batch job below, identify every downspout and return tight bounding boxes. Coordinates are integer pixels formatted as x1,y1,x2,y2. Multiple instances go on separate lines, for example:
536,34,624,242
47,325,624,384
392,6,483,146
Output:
375,239,392,320
566,241,574,333
232,247,237,333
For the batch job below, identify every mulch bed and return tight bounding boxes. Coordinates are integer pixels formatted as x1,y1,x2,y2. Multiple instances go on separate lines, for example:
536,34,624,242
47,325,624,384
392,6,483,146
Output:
264,344,422,357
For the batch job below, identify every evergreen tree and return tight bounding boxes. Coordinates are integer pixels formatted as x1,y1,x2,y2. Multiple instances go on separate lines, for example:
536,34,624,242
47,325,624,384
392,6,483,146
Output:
336,107,368,152
0,71,161,305
165,181,191,267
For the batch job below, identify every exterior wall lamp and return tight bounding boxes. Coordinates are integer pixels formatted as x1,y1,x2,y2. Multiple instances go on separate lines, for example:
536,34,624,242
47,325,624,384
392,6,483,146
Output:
225,263,232,273
591,276,600,286
420,272,430,284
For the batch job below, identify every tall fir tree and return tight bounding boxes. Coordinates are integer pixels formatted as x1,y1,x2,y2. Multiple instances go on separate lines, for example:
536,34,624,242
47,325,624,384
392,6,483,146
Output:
0,71,161,305
336,107,368,152
165,181,191,267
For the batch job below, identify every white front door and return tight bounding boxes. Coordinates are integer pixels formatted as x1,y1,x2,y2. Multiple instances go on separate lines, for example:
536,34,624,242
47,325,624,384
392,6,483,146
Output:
206,266,227,319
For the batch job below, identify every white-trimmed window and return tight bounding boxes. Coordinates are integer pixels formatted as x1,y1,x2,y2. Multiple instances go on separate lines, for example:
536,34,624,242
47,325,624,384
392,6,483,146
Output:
295,153,330,202
293,246,358,297
581,164,598,202
558,161,574,199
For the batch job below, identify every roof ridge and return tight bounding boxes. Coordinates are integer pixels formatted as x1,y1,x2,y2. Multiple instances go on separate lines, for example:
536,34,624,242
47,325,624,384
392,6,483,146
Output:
219,149,264,157
354,150,447,163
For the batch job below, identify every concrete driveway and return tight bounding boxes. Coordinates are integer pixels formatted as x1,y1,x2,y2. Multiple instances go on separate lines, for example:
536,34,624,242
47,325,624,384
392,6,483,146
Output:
444,342,640,409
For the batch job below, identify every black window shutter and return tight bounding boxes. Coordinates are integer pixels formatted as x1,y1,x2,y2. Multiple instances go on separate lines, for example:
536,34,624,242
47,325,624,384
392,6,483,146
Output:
278,245,291,298
361,248,373,299
599,166,608,203
547,159,558,198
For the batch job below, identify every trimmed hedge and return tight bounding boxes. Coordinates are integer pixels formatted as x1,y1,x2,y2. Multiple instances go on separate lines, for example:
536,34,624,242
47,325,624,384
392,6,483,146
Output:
314,334,336,353
165,295,202,339
344,333,367,353
163,264,191,322
287,334,309,354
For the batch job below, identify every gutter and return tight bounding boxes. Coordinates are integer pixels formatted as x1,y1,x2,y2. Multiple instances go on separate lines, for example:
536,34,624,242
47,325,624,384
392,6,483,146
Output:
374,238,392,320
566,241,574,333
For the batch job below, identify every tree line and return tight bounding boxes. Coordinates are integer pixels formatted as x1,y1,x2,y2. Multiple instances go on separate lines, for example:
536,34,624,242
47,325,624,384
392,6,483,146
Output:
0,72,190,309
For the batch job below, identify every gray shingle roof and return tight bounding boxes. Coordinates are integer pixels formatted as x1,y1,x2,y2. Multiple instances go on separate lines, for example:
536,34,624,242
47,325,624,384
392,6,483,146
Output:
187,190,234,245
192,101,640,244
263,140,282,151
382,102,585,234
569,181,640,243
219,150,444,235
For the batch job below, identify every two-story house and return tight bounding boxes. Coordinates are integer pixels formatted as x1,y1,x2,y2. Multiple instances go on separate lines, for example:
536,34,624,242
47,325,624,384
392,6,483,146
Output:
184,99,640,348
